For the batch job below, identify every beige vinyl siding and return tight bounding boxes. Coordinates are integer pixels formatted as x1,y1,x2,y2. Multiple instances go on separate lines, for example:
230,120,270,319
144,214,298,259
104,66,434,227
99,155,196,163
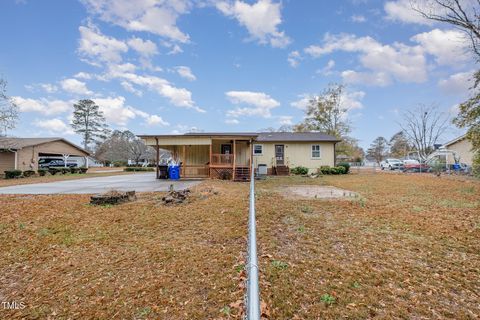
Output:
184,145,209,165
0,151,15,173
252,142,335,173
446,138,474,165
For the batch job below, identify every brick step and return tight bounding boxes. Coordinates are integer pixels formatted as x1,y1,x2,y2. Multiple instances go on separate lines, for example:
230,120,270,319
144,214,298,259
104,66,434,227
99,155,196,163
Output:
275,166,290,176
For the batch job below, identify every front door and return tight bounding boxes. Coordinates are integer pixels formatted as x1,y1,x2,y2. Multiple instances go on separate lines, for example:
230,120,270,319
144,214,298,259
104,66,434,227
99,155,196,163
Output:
275,145,284,165
221,144,232,154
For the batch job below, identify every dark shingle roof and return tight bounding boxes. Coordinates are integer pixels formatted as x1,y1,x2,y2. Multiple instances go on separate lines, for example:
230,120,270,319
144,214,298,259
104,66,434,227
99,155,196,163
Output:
256,132,341,142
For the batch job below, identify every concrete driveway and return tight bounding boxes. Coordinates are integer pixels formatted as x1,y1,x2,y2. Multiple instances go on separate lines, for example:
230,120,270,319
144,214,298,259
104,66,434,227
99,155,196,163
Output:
0,173,202,194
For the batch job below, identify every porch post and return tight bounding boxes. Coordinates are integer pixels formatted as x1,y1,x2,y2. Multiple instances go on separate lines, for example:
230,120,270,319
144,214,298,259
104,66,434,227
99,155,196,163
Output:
233,139,236,181
155,137,159,179
209,141,212,178
183,145,186,178
250,139,253,177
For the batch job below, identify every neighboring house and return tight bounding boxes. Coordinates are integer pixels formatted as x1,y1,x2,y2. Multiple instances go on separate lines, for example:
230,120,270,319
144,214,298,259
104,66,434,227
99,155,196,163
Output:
138,132,340,181
442,134,474,166
0,137,90,173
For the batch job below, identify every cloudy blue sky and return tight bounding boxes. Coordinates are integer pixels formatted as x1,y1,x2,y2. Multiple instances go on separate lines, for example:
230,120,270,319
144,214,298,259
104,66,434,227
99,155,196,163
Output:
0,0,474,148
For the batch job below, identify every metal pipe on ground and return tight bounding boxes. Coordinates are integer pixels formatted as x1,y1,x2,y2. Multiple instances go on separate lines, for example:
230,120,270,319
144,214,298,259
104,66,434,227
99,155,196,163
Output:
246,158,261,319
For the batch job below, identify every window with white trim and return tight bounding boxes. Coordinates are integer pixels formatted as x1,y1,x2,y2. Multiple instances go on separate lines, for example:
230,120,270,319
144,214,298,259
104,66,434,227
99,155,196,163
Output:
311,145,321,158
253,144,263,155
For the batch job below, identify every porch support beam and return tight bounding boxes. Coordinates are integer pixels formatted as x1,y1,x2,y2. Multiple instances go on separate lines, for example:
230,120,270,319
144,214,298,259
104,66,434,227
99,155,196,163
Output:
155,137,159,179
209,142,212,178
183,145,186,178
233,139,236,181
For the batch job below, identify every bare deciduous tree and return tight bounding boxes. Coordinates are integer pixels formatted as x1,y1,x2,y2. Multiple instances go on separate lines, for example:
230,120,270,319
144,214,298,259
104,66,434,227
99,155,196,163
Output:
411,0,480,58
399,104,450,161
0,78,19,136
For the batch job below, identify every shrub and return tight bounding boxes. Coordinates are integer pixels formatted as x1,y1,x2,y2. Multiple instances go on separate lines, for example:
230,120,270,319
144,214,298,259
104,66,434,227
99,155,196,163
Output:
23,170,36,177
113,161,127,167
70,167,79,174
78,167,88,174
291,166,309,175
473,151,480,178
338,162,350,174
37,169,48,176
335,166,347,174
48,167,60,175
319,166,332,175
318,165,347,175
124,167,154,172
4,170,22,179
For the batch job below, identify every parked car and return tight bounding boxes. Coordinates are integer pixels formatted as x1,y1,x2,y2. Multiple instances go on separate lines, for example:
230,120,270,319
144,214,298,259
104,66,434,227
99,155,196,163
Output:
380,158,404,170
38,158,77,168
403,159,419,165
403,163,431,173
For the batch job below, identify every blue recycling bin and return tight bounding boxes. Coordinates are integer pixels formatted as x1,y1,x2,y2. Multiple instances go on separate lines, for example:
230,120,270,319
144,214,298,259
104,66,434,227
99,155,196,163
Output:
168,165,180,180
452,163,461,171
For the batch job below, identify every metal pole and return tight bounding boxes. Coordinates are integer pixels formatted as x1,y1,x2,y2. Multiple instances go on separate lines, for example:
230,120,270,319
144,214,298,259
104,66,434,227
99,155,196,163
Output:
246,147,261,320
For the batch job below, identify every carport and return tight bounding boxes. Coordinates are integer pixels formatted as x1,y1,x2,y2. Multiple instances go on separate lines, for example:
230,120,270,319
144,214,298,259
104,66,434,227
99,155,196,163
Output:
0,137,90,173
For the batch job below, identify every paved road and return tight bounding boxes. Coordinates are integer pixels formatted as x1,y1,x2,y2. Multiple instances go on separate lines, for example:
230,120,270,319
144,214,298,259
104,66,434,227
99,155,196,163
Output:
0,173,202,194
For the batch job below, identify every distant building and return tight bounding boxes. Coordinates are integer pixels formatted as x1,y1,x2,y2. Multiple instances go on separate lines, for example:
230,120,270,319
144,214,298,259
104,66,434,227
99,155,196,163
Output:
442,134,474,166
0,137,90,173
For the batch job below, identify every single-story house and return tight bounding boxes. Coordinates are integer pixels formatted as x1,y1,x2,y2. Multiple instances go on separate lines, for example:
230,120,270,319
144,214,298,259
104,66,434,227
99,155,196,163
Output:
138,132,341,181
442,134,474,166
0,137,90,173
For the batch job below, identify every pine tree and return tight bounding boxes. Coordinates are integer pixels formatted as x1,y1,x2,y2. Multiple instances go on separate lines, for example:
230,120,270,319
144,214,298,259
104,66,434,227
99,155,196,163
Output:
71,99,109,150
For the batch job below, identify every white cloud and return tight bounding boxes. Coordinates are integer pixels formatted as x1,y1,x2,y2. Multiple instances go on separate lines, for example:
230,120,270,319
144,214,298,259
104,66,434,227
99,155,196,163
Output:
174,66,196,81
410,28,469,66
287,51,301,67
351,15,366,23
25,83,58,93
81,0,191,43
105,68,203,111
34,118,75,135
92,96,168,127
341,70,391,86
305,33,427,85
60,78,93,95
290,90,365,112
290,94,311,110
74,72,93,80
278,115,293,125
13,97,72,115
226,90,280,119
384,0,431,25
127,37,158,57
120,81,143,96
78,22,128,64
438,70,474,96
216,0,290,48
145,114,169,126
317,59,335,76
225,118,240,124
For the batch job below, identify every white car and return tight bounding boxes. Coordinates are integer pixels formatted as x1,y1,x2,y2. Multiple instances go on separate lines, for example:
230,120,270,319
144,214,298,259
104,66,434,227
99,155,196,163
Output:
380,158,404,170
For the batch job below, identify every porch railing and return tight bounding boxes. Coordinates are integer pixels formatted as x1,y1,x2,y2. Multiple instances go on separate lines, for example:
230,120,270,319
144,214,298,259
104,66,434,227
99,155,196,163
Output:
211,153,233,166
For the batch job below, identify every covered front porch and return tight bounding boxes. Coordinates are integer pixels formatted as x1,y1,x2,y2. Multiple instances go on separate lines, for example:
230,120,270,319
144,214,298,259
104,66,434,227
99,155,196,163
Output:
140,133,257,181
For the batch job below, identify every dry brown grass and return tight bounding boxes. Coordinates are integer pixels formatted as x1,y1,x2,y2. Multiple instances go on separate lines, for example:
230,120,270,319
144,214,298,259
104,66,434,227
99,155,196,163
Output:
256,173,480,319
0,171,133,188
1,173,479,319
